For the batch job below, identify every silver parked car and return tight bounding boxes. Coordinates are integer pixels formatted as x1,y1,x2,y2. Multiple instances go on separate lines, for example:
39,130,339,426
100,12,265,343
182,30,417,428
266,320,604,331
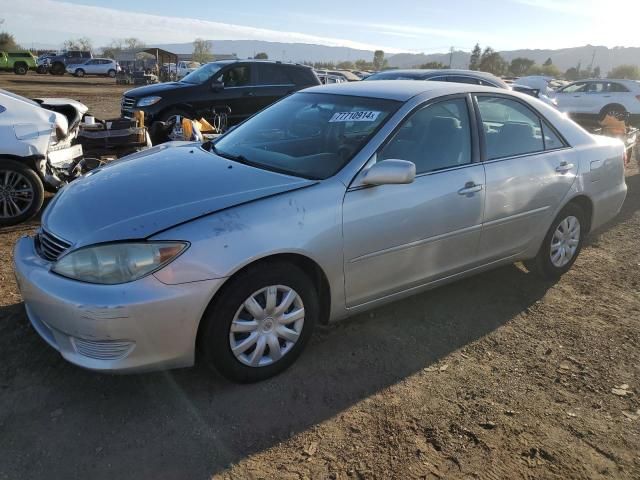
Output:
14,81,627,382
66,58,120,77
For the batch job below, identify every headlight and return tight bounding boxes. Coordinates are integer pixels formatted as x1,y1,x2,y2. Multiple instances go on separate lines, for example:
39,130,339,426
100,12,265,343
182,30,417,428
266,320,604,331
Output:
52,242,188,284
137,96,162,107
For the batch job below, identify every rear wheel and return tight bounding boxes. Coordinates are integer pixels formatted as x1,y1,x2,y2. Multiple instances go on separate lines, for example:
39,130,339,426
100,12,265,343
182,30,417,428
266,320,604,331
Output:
199,262,318,383
0,160,45,227
49,62,65,75
13,63,27,75
525,203,586,279
107,69,116,78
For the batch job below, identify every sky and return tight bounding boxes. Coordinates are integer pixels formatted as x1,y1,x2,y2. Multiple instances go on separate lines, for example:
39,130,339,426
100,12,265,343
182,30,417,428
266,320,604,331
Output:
2,0,640,54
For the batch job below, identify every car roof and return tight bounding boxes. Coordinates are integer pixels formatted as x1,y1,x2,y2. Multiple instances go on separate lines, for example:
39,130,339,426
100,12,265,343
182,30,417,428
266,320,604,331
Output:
214,59,312,69
303,80,504,101
369,69,508,87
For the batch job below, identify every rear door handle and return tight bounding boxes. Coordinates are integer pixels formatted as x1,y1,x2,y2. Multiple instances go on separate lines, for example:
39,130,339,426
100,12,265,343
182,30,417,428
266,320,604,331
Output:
458,182,483,195
244,92,255,97
556,162,575,173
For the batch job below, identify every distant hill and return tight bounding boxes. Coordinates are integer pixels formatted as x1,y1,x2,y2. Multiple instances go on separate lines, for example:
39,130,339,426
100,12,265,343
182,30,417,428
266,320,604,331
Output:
150,41,640,74
388,45,640,73
152,40,375,64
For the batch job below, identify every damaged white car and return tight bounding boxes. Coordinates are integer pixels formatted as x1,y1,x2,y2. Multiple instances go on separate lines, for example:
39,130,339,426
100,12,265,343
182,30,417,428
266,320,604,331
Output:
0,90,87,226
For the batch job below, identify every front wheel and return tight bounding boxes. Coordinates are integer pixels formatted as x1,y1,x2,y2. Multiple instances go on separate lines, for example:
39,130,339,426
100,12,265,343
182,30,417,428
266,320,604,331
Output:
0,159,45,227
75,69,85,77
199,262,318,383
525,203,585,279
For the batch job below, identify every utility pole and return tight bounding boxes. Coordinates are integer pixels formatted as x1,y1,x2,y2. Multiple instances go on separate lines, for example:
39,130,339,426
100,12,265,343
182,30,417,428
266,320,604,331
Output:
449,46,454,68
588,49,596,76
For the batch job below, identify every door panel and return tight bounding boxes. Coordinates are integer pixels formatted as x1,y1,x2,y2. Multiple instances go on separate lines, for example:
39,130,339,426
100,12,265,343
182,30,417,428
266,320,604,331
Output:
343,166,485,307
480,150,577,260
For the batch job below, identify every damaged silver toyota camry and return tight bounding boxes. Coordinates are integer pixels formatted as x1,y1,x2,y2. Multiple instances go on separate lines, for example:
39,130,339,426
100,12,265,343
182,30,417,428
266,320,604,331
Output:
14,81,627,382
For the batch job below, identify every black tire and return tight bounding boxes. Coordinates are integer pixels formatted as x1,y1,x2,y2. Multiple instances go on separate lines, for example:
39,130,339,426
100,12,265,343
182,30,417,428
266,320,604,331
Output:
49,63,65,75
525,203,586,280
13,63,28,75
36,65,48,74
599,104,627,122
199,262,318,383
75,69,85,77
107,69,116,78
0,159,45,227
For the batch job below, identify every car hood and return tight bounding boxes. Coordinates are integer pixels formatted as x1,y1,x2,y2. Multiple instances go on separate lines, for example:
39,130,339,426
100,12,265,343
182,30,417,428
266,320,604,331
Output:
42,143,317,247
124,82,194,98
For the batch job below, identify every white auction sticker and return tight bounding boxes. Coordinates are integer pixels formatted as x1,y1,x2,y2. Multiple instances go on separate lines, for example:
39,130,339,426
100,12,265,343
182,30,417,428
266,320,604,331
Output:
329,111,381,123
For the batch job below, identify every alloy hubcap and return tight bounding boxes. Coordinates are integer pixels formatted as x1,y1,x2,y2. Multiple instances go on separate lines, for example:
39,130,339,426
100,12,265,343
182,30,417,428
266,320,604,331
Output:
550,215,580,267
229,285,305,367
0,170,34,219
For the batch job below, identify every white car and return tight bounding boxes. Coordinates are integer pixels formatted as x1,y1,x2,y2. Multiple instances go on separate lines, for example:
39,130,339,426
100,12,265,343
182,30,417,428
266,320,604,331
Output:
554,79,640,121
0,90,87,225
66,58,121,78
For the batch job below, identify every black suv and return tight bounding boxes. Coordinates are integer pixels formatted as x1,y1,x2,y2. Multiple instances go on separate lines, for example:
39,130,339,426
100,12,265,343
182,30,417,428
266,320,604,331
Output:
121,60,320,126
49,50,92,75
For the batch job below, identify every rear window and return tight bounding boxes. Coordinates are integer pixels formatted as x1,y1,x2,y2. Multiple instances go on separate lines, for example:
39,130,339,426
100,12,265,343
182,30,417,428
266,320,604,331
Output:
258,64,293,85
286,66,319,86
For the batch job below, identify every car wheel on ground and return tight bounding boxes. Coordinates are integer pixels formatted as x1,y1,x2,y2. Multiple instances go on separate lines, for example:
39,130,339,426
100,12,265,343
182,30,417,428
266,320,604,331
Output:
49,63,65,75
0,159,45,227
107,69,116,78
13,63,27,75
525,203,586,279
75,69,85,77
199,262,318,383
159,108,192,122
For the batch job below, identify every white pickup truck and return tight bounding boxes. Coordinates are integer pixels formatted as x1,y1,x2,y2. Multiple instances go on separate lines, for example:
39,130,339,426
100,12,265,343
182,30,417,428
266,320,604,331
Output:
164,61,201,80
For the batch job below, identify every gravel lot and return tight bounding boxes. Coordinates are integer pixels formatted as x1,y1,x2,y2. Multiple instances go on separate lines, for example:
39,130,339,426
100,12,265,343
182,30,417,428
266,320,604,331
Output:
0,73,639,480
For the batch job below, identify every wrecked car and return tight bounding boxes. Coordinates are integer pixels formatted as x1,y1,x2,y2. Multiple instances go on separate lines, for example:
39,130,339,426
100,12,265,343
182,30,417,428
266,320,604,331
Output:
0,90,87,226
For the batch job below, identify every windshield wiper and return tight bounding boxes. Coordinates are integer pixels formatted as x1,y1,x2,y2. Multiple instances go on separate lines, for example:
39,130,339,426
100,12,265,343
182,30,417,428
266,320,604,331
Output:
209,143,258,168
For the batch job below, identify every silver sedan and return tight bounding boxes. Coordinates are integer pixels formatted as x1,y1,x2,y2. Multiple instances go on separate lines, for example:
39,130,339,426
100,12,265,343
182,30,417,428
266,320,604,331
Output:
14,81,627,382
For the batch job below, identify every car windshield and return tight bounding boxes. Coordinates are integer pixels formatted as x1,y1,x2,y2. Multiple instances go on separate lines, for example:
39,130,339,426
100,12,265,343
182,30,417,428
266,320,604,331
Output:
181,62,224,84
210,92,400,179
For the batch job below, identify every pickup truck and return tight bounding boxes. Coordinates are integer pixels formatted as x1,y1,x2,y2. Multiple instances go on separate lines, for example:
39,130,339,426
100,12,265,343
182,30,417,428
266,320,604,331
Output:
0,52,37,75
48,50,92,75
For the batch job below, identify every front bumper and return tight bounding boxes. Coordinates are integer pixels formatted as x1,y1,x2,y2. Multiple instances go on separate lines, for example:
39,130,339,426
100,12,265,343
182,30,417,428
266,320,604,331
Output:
13,236,224,373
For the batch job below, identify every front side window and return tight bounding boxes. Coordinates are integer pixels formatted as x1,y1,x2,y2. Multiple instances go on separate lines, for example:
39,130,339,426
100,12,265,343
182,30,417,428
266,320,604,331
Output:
220,66,252,87
180,62,224,84
586,82,606,93
212,92,399,179
476,96,544,159
559,82,587,94
379,97,472,174
448,76,481,85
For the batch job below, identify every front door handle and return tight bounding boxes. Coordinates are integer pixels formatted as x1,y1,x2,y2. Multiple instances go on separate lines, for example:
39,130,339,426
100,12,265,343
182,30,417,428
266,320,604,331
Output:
556,162,575,173
458,182,483,195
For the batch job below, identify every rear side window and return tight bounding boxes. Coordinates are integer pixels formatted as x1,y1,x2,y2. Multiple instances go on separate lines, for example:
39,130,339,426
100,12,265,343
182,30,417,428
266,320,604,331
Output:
448,76,481,85
560,82,587,93
286,66,318,86
379,97,472,174
476,96,544,160
607,82,630,93
258,64,292,85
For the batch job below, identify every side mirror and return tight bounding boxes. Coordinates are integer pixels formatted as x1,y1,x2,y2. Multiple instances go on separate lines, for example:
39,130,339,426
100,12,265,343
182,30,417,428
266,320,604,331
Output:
361,159,416,186
211,81,224,92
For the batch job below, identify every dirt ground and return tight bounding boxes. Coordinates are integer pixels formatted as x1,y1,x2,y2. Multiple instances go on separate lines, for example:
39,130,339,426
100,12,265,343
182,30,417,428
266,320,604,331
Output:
0,73,639,480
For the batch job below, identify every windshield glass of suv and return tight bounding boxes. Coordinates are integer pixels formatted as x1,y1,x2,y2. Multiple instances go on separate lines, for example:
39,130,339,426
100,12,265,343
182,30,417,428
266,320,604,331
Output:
181,62,224,84
211,92,400,179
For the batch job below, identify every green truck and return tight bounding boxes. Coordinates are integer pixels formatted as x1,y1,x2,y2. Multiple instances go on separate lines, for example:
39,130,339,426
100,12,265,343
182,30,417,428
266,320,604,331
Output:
0,51,37,75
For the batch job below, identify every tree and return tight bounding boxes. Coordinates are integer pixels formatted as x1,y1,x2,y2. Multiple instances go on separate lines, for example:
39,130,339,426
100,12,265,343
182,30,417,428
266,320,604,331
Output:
336,61,355,70
469,43,482,71
102,37,146,59
593,66,601,78
543,57,553,67
564,67,579,81
355,59,373,71
479,47,507,76
254,52,268,59
64,37,92,51
192,38,213,63
608,64,640,80
373,50,385,71
0,31,18,51
528,63,562,77
418,61,447,69
509,57,535,76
